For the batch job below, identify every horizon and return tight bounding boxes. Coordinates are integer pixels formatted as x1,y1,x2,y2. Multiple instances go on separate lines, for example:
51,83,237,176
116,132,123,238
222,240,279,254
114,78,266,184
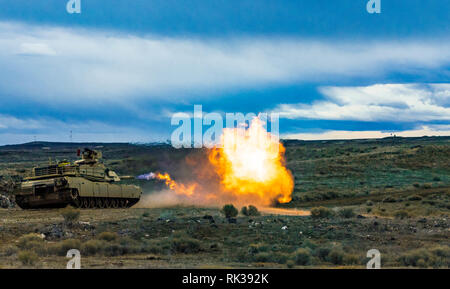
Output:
2,135,449,148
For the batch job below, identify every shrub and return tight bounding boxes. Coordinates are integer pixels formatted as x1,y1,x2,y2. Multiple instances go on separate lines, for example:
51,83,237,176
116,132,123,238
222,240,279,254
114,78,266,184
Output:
432,176,441,182
241,205,261,216
286,260,295,268
310,206,334,219
429,246,450,267
398,246,450,268
2,245,18,257
247,205,260,216
47,239,82,256
314,246,332,261
103,243,123,256
98,232,117,242
253,252,288,264
171,236,202,254
398,248,433,267
343,254,360,265
59,239,81,255
18,250,38,266
60,206,80,225
338,208,355,218
294,248,311,265
422,183,432,189
17,233,44,250
248,243,269,255
301,239,318,250
253,252,270,262
328,248,345,265
366,200,373,206
117,237,141,255
141,240,167,254
221,204,238,218
413,183,420,188
81,240,107,256
407,195,422,201
394,210,410,219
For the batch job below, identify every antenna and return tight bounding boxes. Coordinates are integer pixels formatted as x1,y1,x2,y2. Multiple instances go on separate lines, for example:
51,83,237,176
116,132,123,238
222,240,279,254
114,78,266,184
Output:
70,130,73,143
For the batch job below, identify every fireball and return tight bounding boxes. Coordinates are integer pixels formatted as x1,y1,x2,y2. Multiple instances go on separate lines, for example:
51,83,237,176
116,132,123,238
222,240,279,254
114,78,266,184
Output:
209,117,294,206
152,117,294,207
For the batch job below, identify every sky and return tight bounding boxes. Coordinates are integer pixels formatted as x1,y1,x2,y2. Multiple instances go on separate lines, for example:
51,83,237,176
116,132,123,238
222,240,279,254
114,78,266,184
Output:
0,0,449,144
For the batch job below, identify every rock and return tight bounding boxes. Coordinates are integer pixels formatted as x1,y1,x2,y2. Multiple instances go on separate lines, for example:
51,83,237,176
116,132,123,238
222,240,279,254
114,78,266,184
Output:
227,218,237,224
418,218,427,223
40,224,65,239
0,194,14,208
79,221,95,230
281,226,288,230
118,229,131,236
203,215,216,224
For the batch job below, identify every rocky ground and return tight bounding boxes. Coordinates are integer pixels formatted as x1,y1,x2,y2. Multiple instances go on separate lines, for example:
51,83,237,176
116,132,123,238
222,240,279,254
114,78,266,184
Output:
0,204,448,268
0,137,448,268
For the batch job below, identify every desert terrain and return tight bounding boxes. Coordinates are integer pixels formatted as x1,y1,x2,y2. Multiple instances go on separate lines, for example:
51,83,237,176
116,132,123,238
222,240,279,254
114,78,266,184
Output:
0,137,448,268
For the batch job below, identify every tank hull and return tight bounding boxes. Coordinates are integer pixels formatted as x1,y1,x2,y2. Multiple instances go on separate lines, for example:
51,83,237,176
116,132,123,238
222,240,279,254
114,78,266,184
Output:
15,176,141,209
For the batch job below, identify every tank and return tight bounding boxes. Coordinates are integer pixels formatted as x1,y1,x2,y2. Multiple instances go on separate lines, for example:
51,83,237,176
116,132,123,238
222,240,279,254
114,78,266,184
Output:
14,148,142,209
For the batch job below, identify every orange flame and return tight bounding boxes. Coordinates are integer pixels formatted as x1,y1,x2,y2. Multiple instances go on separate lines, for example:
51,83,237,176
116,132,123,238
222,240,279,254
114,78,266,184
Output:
154,117,294,207
155,172,197,196
209,117,294,206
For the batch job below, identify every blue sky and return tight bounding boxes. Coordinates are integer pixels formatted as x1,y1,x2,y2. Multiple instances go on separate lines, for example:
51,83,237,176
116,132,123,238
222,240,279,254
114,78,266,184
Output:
0,0,449,144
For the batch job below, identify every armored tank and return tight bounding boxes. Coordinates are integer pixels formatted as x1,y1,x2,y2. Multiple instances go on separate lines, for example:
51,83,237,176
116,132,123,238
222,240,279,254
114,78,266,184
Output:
14,148,141,209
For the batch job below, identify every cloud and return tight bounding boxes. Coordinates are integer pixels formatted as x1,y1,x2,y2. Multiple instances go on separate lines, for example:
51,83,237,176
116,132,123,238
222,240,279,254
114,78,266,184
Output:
17,42,56,56
274,83,450,122
0,114,46,130
282,125,450,140
0,21,450,104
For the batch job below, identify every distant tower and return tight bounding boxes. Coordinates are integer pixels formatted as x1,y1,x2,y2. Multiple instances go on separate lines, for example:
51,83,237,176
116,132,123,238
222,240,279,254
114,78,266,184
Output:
70,130,73,143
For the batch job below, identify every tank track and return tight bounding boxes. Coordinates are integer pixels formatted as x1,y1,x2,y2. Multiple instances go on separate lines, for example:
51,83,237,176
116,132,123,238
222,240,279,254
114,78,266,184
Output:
72,196,139,209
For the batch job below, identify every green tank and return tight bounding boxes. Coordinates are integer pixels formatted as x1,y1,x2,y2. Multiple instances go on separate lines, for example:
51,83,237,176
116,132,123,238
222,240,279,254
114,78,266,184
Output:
14,148,142,209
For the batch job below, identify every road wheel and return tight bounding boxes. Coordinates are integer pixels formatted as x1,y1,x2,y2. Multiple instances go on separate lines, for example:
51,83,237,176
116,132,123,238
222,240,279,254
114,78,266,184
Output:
104,198,111,208
111,198,118,208
83,198,88,208
89,197,96,208
71,190,81,208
